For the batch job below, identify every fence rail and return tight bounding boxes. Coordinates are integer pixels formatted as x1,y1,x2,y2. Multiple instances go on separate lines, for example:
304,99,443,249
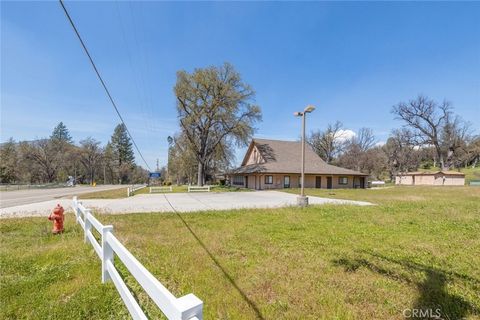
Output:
188,186,211,192
127,185,147,197
150,186,173,193
71,197,203,320
0,183,67,191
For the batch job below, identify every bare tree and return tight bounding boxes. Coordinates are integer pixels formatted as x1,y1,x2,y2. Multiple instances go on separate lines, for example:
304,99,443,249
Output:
353,128,376,152
337,127,377,172
175,63,262,185
21,139,61,183
392,95,470,169
168,134,199,185
383,129,420,179
441,115,472,168
78,138,103,184
307,121,345,163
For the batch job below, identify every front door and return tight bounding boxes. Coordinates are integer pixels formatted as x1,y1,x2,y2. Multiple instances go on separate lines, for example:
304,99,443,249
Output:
284,176,290,188
245,176,248,188
315,176,321,188
327,176,333,189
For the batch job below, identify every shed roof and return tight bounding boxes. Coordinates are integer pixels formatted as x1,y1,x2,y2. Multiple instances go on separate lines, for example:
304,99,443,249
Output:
232,138,368,176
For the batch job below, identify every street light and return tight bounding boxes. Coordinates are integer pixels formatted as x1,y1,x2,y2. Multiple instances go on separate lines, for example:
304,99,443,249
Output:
166,136,174,183
294,104,316,207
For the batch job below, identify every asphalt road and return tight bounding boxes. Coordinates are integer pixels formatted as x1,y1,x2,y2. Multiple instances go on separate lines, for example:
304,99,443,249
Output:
0,185,126,209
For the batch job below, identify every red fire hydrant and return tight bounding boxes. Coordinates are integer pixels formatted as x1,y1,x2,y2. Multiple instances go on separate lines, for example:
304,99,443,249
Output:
48,204,65,234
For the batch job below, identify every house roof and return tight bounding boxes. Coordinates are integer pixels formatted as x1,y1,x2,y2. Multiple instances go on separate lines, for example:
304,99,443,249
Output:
232,138,368,176
399,171,465,176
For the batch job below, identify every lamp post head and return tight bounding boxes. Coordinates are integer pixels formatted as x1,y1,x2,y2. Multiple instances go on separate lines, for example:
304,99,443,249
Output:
293,111,303,117
304,105,316,113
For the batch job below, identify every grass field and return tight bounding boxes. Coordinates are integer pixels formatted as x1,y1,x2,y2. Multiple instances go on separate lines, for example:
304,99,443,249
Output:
1,186,479,319
77,184,248,199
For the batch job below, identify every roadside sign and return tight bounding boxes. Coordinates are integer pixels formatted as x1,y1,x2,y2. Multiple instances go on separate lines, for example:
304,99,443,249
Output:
149,172,161,178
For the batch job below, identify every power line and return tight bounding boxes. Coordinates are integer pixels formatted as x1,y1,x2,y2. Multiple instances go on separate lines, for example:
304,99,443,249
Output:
59,0,152,171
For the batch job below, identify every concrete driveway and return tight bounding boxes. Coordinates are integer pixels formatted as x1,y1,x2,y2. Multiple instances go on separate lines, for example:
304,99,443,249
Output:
0,191,372,218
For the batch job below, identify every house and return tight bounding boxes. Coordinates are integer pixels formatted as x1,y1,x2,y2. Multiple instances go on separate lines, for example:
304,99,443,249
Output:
395,171,465,186
229,138,369,190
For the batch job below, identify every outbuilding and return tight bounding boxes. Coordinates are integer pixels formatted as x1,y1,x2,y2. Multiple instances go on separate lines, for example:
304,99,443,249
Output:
395,171,465,186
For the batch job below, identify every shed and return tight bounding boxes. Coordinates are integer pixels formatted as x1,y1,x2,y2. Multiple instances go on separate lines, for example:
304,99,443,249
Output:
395,171,465,186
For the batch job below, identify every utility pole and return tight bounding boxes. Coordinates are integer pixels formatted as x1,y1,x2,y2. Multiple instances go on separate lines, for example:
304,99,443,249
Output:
167,136,174,180
103,163,106,185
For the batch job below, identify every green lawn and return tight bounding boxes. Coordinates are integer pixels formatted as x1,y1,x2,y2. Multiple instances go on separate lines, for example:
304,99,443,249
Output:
77,187,129,199
1,187,479,319
78,184,249,199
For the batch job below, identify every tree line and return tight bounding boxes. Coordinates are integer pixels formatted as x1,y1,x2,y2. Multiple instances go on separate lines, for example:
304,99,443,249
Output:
166,63,479,185
0,122,148,184
308,95,479,180
4,61,477,185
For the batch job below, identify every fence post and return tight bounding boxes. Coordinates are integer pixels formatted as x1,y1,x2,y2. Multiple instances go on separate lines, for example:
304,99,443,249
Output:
101,225,114,283
72,196,78,221
127,187,131,197
84,209,92,244
176,294,204,320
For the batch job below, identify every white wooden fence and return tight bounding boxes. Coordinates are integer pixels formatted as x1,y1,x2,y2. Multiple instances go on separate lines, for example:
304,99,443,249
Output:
370,181,386,187
150,186,173,193
127,185,147,197
187,186,211,192
71,196,203,320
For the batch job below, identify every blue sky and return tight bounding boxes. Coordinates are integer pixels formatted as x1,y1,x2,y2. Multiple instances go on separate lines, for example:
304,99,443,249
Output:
2,1,479,169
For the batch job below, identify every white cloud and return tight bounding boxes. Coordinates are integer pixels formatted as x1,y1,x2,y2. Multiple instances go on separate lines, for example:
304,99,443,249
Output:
334,129,356,142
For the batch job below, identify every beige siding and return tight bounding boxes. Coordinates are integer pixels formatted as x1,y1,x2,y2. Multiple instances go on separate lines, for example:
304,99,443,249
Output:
245,146,264,165
247,175,256,189
395,174,465,186
414,175,435,185
231,174,364,189
443,176,465,185
396,175,414,185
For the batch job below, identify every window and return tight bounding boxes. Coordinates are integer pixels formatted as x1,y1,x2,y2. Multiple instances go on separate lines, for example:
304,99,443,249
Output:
232,176,244,186
338,177,348,185
265,175,273,184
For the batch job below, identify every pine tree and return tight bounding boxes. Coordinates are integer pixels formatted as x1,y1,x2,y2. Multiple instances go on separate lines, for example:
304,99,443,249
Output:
110,124,135,166
50,122,73,143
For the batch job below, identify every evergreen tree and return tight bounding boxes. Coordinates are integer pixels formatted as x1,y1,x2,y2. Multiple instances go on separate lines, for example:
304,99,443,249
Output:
110,124,135,166
50,122,73,143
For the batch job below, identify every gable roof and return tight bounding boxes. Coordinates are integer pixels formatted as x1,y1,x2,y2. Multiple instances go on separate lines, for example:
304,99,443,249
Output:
233,138,368,176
